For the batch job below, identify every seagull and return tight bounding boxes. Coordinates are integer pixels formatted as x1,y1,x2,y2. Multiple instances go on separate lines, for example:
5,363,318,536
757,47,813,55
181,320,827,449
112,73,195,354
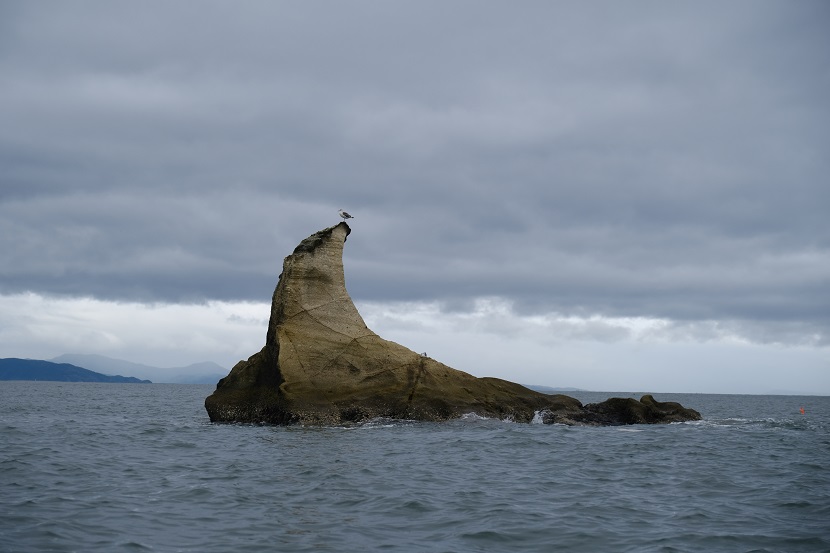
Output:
338,209,354,221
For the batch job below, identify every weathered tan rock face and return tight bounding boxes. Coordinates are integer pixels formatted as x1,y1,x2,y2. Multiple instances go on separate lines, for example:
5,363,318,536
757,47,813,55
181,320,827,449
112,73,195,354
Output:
204,223,702,426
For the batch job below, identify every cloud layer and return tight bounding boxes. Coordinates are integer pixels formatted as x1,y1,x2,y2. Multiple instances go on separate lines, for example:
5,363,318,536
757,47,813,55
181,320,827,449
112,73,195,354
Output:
1,2,828,391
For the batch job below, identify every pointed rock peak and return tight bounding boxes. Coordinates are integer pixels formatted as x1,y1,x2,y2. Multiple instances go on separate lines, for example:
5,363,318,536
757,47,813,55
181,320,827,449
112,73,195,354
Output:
292,222,350,255
265,221,363,343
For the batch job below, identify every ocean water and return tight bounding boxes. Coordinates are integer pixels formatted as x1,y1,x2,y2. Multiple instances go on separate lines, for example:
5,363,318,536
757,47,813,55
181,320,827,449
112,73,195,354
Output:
1,382,828,553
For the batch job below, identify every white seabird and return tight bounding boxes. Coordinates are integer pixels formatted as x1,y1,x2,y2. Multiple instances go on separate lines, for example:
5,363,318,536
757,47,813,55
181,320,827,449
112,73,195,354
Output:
338,209,354,221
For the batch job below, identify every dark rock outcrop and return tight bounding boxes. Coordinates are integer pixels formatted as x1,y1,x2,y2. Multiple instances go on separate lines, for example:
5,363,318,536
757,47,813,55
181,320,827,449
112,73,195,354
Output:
205,223,701,426
540,394,701,426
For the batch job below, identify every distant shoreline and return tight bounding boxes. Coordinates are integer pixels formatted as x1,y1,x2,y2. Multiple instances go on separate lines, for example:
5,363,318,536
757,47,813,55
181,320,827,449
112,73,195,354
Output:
0,358,151,384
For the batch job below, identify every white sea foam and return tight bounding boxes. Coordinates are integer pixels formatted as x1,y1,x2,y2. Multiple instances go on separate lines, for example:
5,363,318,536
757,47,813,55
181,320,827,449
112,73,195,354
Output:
458,412,492,421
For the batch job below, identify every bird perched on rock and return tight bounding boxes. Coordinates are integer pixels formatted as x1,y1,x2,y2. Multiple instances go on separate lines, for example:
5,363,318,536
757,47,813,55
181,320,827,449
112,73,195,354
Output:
338,209,354,221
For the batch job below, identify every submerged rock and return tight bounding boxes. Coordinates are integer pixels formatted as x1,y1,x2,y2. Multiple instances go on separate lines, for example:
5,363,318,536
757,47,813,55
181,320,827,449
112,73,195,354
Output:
204,223,701,426
540,394,701,426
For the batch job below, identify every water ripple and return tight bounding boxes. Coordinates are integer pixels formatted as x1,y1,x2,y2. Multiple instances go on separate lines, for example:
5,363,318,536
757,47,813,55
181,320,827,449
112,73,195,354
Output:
1,383,828,552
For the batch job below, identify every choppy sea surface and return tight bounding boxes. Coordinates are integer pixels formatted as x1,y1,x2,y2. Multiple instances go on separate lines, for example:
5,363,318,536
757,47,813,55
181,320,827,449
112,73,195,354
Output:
1,382,828,553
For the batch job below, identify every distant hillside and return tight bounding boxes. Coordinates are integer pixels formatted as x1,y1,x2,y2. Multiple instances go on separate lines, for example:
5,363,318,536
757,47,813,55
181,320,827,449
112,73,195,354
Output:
525,384,587,393
0,358,151,383
51,354,226,384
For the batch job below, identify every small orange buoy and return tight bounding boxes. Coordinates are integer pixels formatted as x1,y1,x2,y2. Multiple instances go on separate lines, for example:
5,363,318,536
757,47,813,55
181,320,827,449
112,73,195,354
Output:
800,406,805,415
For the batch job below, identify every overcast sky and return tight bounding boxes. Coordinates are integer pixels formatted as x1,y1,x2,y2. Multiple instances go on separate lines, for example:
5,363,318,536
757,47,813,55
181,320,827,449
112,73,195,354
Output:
1,1,828,394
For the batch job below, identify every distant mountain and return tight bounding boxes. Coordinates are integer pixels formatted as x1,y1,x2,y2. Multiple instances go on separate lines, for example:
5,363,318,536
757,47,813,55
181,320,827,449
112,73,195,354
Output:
0,358,151,383
50,354,226,384
525,384,587,393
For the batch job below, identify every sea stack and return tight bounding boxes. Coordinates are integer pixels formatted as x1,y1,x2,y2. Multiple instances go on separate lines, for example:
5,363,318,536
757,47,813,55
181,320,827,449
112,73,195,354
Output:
205,223,701,426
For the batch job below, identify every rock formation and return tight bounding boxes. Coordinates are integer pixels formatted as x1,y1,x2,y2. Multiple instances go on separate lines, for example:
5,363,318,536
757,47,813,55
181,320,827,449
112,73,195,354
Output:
205,223,701,426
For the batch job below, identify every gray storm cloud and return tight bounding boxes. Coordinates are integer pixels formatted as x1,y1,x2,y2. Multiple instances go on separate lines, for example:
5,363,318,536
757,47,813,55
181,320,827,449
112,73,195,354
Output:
1,1,828,347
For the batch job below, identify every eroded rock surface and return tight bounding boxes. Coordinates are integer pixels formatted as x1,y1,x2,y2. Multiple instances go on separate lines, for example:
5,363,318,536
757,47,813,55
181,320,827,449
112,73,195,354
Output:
205,223,701,426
